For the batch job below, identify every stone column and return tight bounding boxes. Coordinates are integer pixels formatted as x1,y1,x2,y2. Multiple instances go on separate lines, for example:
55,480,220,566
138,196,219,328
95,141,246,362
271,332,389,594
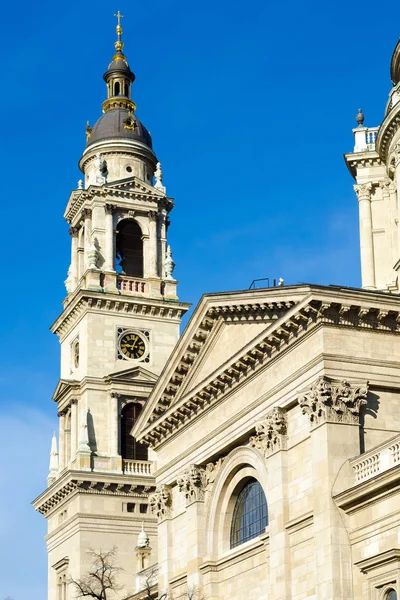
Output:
58,411,66,471
110,393,121,471
149,485,173,592
148,211,158,278
158,207,168,278
68,227,79,289
82,208,92,272
69,399,78,465
177,466,208,590
298,376,369,600
249,408,290,599
104,204,115,272
354,183,375,289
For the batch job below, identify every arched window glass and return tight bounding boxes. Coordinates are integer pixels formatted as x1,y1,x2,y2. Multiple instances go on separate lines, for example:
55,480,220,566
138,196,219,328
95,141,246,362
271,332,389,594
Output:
121,403,148,462
116,219,143,277
386,591,398,600
230,479,268,548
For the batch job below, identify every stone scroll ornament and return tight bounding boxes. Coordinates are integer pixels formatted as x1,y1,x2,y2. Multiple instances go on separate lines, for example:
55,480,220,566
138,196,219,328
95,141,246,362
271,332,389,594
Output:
298,376,368,426
249,407,288,456
149,484,172,521
177,460,224,505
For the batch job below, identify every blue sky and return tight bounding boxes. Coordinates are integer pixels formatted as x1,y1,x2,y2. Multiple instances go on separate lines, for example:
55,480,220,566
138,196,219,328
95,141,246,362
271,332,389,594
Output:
0,0,397,597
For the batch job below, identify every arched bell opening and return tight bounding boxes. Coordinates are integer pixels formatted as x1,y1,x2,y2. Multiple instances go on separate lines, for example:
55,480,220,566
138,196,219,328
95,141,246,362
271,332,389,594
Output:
116,219,143,277
120,403,148,461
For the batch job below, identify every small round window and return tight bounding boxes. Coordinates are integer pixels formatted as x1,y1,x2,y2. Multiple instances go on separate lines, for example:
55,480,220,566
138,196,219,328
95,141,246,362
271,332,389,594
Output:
126,166,132,173
230,479,268,548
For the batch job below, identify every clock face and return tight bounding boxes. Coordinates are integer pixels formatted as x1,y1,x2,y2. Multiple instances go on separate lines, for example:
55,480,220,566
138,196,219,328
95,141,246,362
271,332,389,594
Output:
73,341,79,368
119,332,147,360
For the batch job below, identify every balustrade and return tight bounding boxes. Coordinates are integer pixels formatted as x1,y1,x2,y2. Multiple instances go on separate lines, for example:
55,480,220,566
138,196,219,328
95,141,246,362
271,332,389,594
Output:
351,433,400,483
117,276,146,294
123,459,152,475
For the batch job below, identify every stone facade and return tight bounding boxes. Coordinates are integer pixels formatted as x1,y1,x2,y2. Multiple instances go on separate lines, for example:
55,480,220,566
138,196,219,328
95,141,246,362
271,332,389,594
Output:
34,20,400,600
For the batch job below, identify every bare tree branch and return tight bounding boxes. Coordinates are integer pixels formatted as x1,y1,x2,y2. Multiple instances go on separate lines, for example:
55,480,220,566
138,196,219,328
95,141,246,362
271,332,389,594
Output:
69,547,122,600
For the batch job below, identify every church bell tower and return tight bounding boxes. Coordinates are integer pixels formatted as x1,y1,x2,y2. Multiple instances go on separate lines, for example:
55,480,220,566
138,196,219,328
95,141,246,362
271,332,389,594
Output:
33,14,190,599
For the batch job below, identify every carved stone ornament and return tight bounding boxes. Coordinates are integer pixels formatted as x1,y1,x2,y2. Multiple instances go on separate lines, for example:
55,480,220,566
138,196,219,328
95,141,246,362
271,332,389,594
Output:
249,407,288,456
379,178,396,195
353,182,372,201
149,484,172,520
298,376,368,427
177,460,224,505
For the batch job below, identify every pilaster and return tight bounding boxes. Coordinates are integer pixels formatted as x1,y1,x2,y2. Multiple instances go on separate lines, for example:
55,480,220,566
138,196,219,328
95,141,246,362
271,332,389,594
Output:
250,408,290,599
149,485,173,591
298,376,369,600
69,400,78,466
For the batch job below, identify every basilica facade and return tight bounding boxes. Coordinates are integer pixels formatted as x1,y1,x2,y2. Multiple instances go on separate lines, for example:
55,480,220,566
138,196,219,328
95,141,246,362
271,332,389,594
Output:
34,16,400,600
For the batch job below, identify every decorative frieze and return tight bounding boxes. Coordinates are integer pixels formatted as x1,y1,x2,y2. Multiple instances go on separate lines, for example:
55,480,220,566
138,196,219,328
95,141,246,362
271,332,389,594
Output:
149,484,172,520
298,376,369,427
249,407,287,456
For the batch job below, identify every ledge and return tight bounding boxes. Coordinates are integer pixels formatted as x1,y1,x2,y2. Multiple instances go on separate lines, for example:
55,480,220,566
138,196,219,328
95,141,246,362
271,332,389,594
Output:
355,548,400,574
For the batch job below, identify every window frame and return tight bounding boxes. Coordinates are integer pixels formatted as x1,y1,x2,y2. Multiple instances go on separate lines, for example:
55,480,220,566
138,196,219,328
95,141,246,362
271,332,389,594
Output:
230,478,268,549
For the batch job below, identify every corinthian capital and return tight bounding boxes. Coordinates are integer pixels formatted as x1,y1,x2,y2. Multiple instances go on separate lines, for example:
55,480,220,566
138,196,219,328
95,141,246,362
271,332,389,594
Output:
177,461,224,506
354,182,372,201
149,484,172,521
379,178,395,195
249,407,287,457
298,376,368,428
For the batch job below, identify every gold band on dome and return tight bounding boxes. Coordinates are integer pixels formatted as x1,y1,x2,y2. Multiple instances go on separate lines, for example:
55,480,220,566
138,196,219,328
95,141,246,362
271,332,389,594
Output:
102,97,136,114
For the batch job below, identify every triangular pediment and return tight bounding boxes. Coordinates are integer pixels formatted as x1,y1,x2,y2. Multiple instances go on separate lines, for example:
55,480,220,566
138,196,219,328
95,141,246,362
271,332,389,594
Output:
179,319,272,397
133,286,312,439
104,365,159,385
105,176,168,197
129,284,400,447
52,379,80,403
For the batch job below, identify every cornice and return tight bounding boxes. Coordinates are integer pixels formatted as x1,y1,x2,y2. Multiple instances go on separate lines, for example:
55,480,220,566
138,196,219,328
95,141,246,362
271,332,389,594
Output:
64,177,173,224
138,292,400,448
333,462,400,514
344,150,383,179
32,470,156,517
355,548,400,574
51,290,190,340
376,100,400,162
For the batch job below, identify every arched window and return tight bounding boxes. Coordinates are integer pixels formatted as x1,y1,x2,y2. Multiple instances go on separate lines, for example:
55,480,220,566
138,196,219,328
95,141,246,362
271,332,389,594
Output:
116,220,143,277
386,591,398,600
121,403,148,461
114,81,120,96
230,479,268,548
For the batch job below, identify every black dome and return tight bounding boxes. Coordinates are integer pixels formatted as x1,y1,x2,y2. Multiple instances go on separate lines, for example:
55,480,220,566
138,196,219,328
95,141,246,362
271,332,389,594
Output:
103,54,135,82
87,109,152,149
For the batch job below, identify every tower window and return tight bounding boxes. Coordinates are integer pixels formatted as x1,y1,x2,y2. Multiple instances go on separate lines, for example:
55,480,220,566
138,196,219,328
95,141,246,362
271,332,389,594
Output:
230,479,268,548
121,403,148,461
116,219,143,278
114,81,120,96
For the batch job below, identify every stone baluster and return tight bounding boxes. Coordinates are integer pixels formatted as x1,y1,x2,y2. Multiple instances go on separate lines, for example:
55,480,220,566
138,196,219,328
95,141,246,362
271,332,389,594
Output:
354,183,375,289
